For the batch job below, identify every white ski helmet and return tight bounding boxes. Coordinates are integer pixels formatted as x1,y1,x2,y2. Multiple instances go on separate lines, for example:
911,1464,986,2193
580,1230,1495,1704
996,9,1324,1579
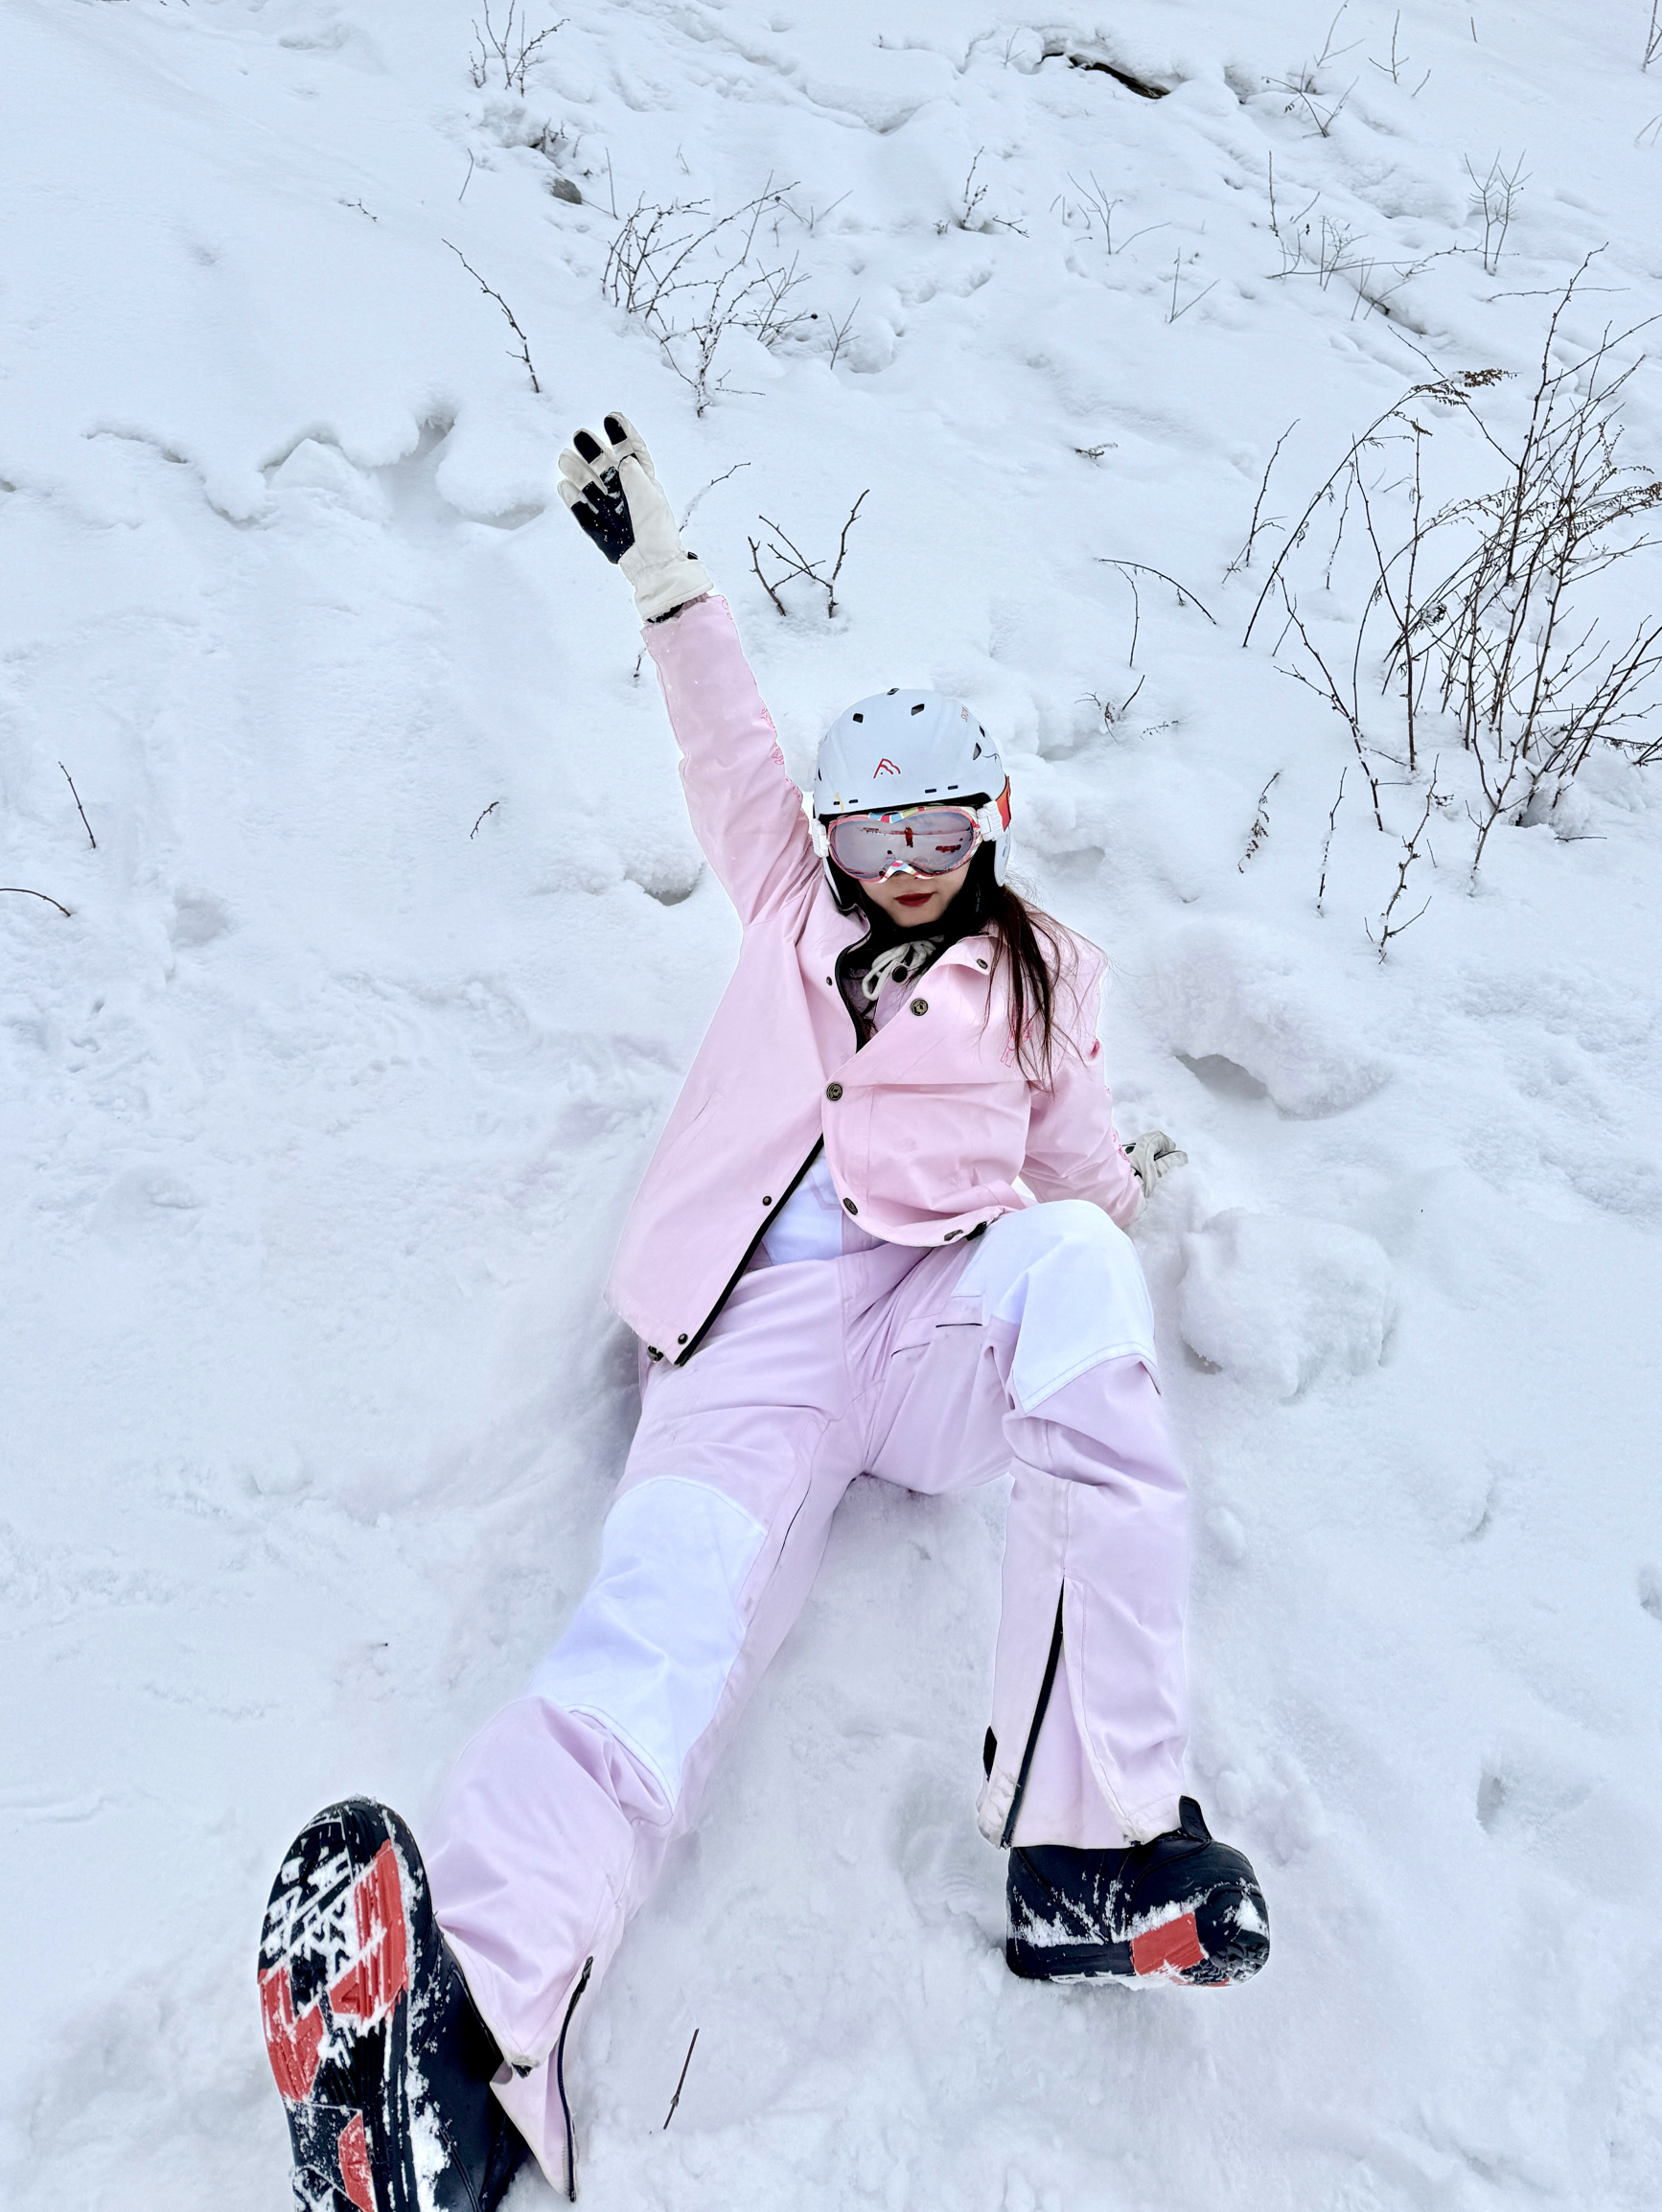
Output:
811,688,1013,887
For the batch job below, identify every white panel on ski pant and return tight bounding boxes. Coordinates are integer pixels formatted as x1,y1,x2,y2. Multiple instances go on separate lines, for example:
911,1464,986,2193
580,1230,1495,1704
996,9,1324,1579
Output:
954,1198,1158,1410
528,1477,766,1805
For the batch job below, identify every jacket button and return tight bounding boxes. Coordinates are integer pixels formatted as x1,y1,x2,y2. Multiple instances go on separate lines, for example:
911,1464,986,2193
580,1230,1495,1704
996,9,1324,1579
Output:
677,1332,688,1345
762,1195,773,1207
843,1197,859,1214
825,1082,843,1100
911,998,928,1016
647,1347,663,1361
975,956,989,971
944,1229,961,1241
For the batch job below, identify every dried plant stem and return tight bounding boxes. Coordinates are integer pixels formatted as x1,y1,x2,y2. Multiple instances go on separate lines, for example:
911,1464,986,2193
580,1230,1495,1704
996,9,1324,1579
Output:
444,243,542,393
748,491,869,618
59,762,96,848
1317,766,1349,912
662,2029,699,2131
1367,770,1442,958
1226,422,1300,576
1239,772,1281,870
1,886,72,917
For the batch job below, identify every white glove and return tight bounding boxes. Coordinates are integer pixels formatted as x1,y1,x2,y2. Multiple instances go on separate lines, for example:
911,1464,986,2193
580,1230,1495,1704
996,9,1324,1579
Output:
556,412,716,621
1124,1129,1188,1202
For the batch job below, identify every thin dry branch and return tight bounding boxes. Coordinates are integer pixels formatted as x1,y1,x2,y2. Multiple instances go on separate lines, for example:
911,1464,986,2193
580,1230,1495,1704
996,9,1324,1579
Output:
444,243,541,393
1,886,72,917
662,2028,700,2131
1367,770,1442,958
59,762,96,849
1316,766,1349,912
1239,772,1281,870
471,2,564,94
1225,422,1300,577
748,491,869,618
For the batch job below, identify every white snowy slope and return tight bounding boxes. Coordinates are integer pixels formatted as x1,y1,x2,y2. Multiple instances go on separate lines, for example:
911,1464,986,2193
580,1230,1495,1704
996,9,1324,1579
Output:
3,0,1661,2204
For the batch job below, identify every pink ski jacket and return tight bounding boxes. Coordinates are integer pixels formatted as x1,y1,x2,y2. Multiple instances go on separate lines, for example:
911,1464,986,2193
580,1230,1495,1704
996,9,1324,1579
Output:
605,596,1143,1362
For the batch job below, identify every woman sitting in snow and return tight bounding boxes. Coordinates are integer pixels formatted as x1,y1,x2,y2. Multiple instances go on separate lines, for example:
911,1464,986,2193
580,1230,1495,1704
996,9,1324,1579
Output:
256,416,1270,2212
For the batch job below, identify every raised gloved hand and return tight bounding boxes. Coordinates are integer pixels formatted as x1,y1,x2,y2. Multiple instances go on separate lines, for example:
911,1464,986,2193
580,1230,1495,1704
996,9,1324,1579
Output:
556,412,715,621
1124,1129,1188,1202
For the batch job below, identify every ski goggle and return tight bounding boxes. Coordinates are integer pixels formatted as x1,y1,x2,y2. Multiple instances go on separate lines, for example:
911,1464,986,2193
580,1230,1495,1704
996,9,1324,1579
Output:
811,784,1010,882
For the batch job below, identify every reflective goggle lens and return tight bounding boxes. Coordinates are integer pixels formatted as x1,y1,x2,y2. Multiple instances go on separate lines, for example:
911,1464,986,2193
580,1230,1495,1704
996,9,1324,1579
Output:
826,807,982,880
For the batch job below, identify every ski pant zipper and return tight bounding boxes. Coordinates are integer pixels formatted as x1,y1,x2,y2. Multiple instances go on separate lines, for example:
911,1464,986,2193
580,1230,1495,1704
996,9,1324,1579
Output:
556,1956,593,2201
999,1588,1065,1848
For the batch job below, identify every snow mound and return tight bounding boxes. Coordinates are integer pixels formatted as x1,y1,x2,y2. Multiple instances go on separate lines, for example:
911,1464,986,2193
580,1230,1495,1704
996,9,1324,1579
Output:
1143,924,1390,1118
1178,1209,1396,1398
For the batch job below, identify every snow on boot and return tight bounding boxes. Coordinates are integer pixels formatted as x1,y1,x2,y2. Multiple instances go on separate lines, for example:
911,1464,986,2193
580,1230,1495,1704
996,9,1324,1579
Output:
258,1798,528,2212
1005,1797,1269,1986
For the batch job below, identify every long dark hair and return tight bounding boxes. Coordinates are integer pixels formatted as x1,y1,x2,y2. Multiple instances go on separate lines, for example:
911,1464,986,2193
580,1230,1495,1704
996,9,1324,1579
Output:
840,841,1076,1086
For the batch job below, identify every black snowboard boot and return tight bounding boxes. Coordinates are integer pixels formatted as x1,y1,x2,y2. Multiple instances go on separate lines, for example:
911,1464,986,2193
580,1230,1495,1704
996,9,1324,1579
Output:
258,1798,529,2212
1006,1796,1270,1986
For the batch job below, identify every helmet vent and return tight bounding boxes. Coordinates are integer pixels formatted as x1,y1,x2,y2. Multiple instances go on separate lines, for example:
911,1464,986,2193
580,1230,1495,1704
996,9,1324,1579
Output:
973,742,982,757
851,711,864,723
887,687,898,696
911,702,925,715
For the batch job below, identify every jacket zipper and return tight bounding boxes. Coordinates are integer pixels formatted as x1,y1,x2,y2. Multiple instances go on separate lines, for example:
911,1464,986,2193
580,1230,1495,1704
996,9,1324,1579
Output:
673,916,875,1369
674,1137,825,1365
556,1955,593,2201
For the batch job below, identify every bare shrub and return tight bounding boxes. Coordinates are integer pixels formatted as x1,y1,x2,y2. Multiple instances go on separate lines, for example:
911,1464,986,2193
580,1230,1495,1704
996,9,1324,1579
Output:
1051,173,1167,260
471,3,563,95
1247,263,1662,894
1648,3,1662,70
1466,152,1528,274
957,150,1027,236
1371,11,1430,94
1270,6,1360,137
603,182,816,412
748,493,869,619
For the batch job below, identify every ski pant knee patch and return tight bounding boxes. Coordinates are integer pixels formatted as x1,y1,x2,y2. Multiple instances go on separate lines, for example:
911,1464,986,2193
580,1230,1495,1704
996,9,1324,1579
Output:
528,1477,766,1807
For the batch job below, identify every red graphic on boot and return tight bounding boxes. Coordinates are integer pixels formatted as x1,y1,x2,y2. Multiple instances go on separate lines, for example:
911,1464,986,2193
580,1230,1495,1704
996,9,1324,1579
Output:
336,2110,377,2212
329,1841,410,2023
1130,1910,1205,1977
873,757,901,776
261,1963,324,2102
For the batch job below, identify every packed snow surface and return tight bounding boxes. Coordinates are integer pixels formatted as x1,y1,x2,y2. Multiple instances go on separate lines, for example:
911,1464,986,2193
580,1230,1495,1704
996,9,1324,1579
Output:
4,2,1661,2206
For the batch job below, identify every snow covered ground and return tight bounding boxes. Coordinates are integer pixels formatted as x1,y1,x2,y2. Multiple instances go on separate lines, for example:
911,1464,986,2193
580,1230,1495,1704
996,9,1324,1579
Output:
4,1,1661,2205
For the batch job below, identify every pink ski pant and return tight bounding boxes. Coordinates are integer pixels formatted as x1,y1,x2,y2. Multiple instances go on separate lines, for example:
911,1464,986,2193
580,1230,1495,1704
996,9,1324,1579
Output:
426,1200,1188,2179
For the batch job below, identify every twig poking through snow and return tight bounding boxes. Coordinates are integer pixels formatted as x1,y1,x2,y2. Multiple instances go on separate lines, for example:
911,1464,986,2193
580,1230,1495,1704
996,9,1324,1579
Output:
443,243,542,393
680,462,751,532
59,763,96,849
1239,772,1281,870
1,887,72,917
1097,559,1218,638
1166,252,1218,324
1367,769,1443,959
1225,423,1300,577
748,492,869,618
1465,152,1528,275
470,3,564,95
662,2028,699,2131
470,800,500,840
1317,767,1348,913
